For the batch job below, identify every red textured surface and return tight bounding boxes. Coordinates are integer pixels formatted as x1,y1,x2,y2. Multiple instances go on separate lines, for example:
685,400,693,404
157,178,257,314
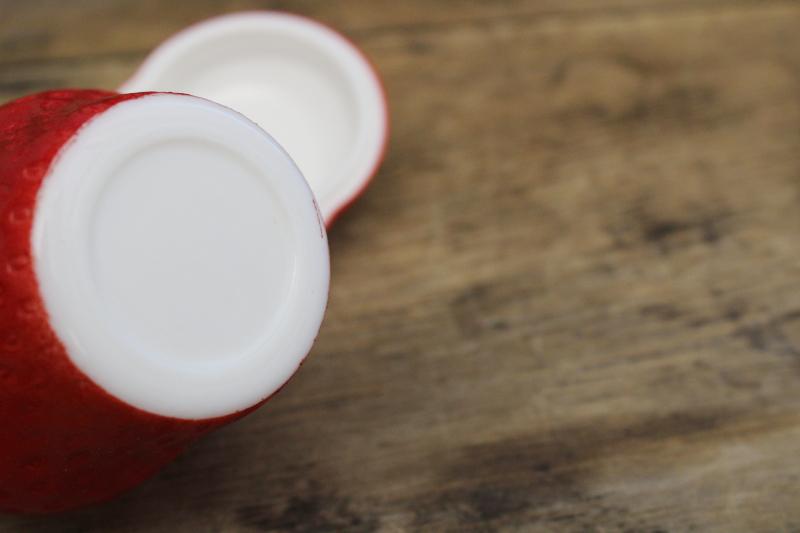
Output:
0,90,252,514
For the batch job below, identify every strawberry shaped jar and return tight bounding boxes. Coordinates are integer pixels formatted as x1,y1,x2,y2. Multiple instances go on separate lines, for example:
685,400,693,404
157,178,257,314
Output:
0,89,329,513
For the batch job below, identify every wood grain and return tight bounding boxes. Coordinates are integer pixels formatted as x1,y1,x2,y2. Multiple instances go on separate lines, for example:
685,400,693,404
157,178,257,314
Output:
2,0,800,531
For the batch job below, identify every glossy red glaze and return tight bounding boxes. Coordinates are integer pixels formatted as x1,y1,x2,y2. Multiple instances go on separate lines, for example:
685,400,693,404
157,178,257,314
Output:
0,90,256,514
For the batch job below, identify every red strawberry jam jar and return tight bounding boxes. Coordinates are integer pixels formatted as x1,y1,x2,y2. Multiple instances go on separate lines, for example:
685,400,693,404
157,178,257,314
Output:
0,89,329,513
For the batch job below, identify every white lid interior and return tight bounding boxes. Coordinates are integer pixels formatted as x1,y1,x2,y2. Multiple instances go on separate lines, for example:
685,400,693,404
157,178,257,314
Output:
121,12,388,223
32,93,329,420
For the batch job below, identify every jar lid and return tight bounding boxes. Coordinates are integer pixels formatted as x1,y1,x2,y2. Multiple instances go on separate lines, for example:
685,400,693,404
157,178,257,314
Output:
31,92,329,419
121,12,389,225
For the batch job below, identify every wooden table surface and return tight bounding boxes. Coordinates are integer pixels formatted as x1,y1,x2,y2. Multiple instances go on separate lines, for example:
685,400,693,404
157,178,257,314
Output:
2,1,800,531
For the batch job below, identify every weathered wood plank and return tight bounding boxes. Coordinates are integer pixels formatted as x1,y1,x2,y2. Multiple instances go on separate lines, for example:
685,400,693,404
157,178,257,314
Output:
0,0,792,63
1,0,800,531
